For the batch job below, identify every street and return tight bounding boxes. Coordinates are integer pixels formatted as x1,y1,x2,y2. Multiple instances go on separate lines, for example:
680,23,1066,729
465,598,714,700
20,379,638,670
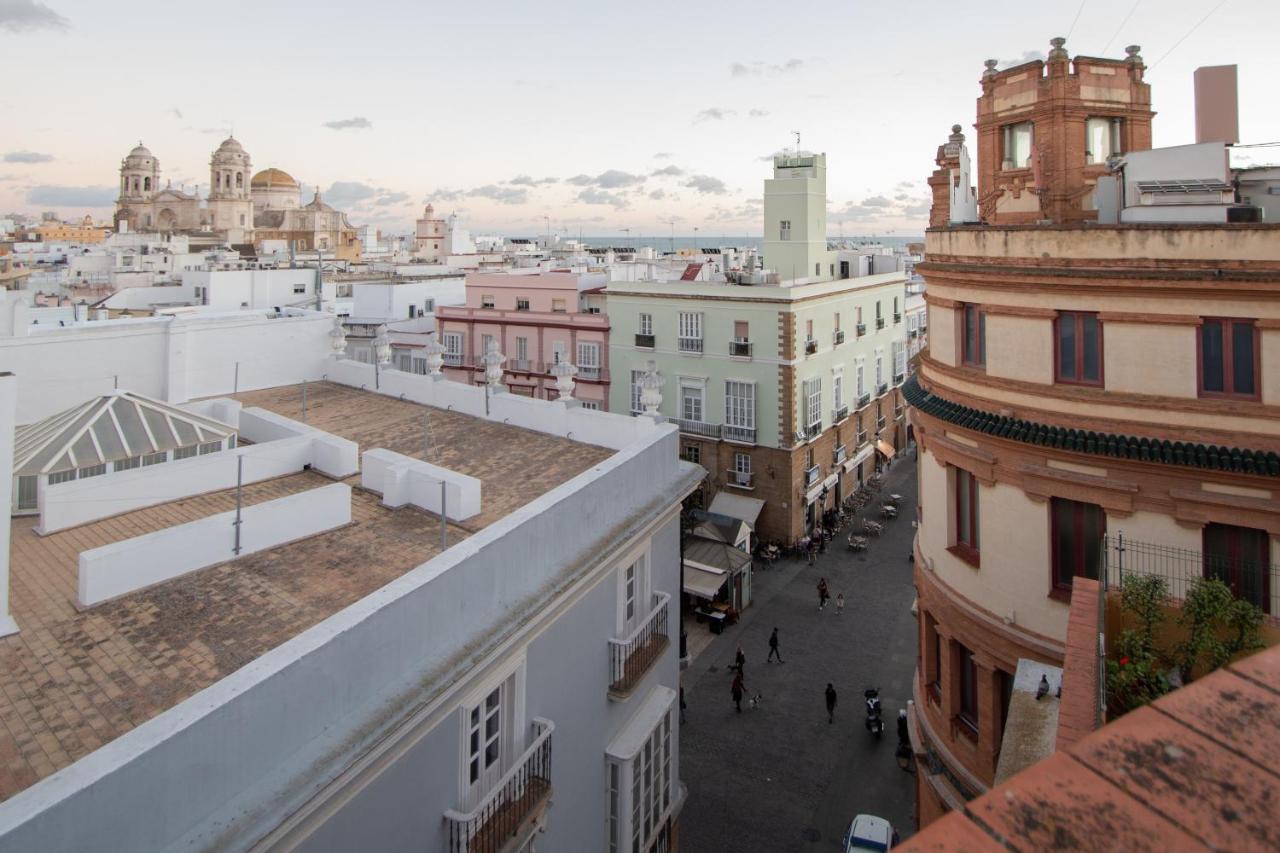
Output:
679,452,919,852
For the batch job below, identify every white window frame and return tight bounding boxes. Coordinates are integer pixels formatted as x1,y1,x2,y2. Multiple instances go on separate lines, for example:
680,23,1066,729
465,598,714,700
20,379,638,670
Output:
1002,121,1033,170
615,542,651,637
779,219,791,241
678,311,702,341
580,400,600,411
856,363,865,399
894,341,907,378
733,452,752,475
443,331,463,357
833,372,844,412
680,381,704,423
606,688,676,853
577,341,600,369
515,336,529,362
724,380,755,430
456,654,527,811
875,354,884,388
802,377,822,430
630,369,645,414
639,313,653,336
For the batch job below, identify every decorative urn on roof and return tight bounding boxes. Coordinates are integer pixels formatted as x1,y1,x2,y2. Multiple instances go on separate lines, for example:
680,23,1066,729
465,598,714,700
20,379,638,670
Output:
639,360,664,416
328,315,347,357
422,336,446,378
481,339,506,389
550,360,578,403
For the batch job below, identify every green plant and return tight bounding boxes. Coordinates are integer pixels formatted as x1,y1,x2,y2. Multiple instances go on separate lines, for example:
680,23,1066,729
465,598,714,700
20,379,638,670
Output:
1106,574,1171,714
1175,577,1265,682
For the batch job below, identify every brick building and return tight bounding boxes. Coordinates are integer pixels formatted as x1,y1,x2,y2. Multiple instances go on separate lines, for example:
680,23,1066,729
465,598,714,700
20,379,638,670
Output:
909,39,1280,828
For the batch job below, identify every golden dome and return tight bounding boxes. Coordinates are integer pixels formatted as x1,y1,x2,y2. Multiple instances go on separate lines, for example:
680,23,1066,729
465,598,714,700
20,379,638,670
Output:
251,168,299,190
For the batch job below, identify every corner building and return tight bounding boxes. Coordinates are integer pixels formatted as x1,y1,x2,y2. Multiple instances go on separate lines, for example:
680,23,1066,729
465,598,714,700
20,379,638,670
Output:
909,39,1280,826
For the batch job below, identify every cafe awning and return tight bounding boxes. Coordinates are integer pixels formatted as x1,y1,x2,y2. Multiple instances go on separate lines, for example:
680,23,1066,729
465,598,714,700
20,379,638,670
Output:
708,492,765,529
844,443,874,472
683,564,727,600
875,439,897,461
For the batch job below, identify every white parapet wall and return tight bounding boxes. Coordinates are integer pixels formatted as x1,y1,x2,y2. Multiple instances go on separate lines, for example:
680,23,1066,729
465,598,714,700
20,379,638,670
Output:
362,449,481,521
77,483,352,607
36,406,359,534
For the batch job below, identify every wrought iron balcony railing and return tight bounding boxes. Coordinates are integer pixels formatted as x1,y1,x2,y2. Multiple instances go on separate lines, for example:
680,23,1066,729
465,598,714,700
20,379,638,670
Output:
729,340,752,357
609,592,671,697
444,718,555,853
723,425,756,444
673,418,720,439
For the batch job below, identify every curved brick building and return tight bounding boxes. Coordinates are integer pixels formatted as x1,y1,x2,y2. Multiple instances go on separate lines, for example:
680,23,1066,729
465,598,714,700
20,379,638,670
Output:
909,39,1280,826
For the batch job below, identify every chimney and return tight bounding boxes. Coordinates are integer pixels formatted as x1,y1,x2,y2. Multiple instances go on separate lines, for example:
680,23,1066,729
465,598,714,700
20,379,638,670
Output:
1193,65,1239,144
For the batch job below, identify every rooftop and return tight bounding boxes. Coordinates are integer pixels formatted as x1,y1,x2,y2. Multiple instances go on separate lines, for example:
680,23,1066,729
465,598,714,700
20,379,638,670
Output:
901,643,1280,851
0,382,612,801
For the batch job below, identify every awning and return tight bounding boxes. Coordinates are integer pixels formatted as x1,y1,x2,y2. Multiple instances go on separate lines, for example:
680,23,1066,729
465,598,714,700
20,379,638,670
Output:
683,564,727,599
875,440,897,461
843,443,874,472
709,492,765,528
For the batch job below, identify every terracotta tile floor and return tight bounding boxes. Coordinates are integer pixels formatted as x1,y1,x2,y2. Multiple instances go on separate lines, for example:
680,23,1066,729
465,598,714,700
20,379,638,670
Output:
0,382,612,801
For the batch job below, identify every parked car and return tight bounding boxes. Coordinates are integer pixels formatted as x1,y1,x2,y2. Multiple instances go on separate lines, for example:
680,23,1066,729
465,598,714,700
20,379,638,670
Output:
844,814,895,852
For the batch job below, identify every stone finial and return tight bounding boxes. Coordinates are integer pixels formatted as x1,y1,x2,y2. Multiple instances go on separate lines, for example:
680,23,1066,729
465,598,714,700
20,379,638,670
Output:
1048,36,1068,61
373,324,392,368
328,315,347,357
982,59,998,78
1124,44,1143,64
550,360,578,402
639,360,664,416
481,339,506,388
422,336,446,377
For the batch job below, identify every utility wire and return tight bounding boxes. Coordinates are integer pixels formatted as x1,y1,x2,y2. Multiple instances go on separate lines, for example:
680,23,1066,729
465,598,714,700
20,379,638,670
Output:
1100,0,1141,55
1148,0,1231,70
1066,0,1088,40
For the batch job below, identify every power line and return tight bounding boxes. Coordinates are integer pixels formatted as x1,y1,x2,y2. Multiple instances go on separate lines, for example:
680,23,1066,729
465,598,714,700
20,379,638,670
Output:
1066,0,1088,40
1148,0,1231,70
1100,0,1141,55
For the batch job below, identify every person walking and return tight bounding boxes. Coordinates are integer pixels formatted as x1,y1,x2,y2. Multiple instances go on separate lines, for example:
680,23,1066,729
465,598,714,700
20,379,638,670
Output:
767,627,784,663
836,592,845,616
817,578,830,610
731,671,745,713
732,645,745,675
825,683,838,724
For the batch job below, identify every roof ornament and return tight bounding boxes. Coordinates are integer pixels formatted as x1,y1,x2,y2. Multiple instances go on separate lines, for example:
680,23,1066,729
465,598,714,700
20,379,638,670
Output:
1048,36,1068,61
983,59,998,78
1124,44,1143,64
481,339,506,389
639,360,664,416
373,324,392,368
550,360,578,404
422,335,447,379
328,315,347,357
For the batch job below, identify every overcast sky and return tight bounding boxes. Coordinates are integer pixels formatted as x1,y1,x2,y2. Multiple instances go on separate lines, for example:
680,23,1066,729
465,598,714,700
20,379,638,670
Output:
2,0,1277,237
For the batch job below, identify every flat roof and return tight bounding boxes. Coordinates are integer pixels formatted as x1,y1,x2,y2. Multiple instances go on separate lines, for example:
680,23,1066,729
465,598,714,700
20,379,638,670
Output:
604,270,905,302
0,382,612,801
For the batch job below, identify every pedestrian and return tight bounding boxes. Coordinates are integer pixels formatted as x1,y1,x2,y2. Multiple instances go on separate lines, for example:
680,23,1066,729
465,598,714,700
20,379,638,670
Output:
767,627,784,663
732,671,745,713
817,577,829,610
807,540,816,565
825,683,837,724
732,644,745,675
897,708,909,746
836,592,845,615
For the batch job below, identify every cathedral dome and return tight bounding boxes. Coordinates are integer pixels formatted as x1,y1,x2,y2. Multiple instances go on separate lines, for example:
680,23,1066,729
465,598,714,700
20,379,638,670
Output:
215,136,245,154
251,168,298,190
128,143,153,159
211,136,250,166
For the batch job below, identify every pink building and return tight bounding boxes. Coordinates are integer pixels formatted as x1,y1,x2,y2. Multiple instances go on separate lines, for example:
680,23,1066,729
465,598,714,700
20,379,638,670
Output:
435,272,612,409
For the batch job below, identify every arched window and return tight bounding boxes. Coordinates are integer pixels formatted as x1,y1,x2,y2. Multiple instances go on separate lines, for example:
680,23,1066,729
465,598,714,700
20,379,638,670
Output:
235,172,242,188
132,178,139,193
144,177,151,191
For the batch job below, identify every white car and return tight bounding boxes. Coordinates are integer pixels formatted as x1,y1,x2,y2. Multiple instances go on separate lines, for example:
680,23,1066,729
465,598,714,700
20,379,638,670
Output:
844,814,895,852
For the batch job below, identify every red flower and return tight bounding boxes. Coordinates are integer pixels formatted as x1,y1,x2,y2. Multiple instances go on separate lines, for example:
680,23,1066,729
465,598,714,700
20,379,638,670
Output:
1119,656,1130,666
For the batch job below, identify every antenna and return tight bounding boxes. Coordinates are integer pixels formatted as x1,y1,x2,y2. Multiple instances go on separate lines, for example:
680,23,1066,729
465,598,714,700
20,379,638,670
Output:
792,130,801,150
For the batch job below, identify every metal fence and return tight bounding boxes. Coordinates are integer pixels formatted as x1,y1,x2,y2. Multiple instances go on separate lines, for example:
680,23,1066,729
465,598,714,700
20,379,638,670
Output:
1100,533,1277,618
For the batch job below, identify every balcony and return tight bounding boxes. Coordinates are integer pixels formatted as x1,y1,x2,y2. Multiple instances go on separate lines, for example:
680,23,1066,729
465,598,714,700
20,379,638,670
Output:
876,318,885,331
729,340,753,358
674,418,721,439
877,382,889,397
909,328,919,338
856,323,867,337
510,358,532,372
833,329,846,346
894,372,905,386
678,337,703,354
443,353,464,367
832,404,849,423
833,444,847,465
727,469,753,488
877,416,887,431
894,312,902,324
609,592,671,698
635,333,655,348
579,366,601,380
723,425,756,444
856,430,868,446
805,464,821,487
444,718,555,853
804,338,818,355
804,422,822,440
857,392,871,409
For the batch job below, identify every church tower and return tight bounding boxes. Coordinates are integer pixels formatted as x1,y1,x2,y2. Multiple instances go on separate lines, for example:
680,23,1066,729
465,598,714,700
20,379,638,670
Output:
207,136,255,241
115,142,160,231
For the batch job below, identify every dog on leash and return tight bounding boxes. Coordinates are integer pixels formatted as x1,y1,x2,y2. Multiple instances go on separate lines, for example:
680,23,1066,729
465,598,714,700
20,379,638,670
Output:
748,693,763,710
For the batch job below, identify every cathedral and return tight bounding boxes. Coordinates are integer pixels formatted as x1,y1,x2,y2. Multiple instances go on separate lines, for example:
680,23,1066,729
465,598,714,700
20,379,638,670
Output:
114,137,361,260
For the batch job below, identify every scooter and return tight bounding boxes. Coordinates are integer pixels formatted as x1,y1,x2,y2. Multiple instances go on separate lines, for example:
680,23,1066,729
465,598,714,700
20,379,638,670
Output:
864,688,884,738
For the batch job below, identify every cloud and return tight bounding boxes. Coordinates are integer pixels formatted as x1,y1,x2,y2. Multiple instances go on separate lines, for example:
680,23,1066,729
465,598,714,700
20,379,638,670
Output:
997,50,1045,69
375,191,410,206
901,202,930,216
0,1,68,33
508,175,558,186
748,109,769,118
468,184,528,204
3,151,54,163
860,195,893,208
565,174,594,186
26,185,115,206
730,58,805,77
321,181,379,207
653,152,674,159
648,189,666,201
576,188,628,208
427,189,464,202
682,175,728,195
695,108,735,123
651,165,684,177
595,169,643,189
895,181,915,190
322,116,372,130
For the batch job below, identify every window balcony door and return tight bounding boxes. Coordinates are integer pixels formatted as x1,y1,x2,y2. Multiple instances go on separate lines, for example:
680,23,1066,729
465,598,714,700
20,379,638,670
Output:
465,681,513,812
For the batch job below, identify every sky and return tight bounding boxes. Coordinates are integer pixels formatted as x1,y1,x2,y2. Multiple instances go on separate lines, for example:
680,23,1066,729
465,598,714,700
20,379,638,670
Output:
2,0,1278,237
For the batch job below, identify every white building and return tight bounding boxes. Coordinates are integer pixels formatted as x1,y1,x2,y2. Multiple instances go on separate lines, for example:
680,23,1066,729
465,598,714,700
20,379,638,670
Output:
0,336,697,852
180,267,335,311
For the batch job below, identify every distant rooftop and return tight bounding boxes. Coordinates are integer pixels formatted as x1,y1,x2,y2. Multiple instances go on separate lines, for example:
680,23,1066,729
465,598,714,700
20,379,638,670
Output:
0,383,612,801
